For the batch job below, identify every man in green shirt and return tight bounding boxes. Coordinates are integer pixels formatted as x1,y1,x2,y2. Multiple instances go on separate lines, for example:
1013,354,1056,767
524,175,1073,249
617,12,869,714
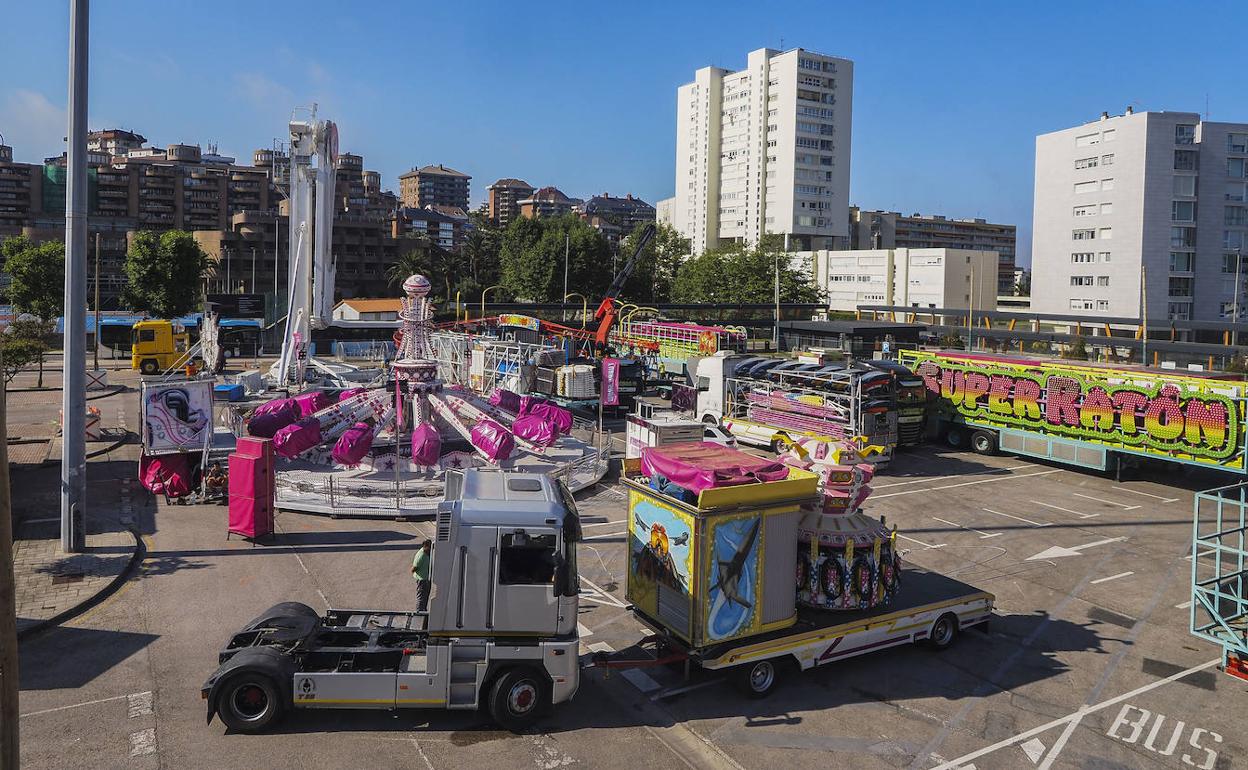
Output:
411,539,432,613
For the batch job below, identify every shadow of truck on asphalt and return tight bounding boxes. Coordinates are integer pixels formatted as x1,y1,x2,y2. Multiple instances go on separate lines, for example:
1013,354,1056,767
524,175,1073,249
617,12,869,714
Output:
238,611,1106,738
18,626,159,691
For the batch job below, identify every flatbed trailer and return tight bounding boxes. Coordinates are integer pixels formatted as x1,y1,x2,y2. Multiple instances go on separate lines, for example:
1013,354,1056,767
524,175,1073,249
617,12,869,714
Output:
598,567,993,696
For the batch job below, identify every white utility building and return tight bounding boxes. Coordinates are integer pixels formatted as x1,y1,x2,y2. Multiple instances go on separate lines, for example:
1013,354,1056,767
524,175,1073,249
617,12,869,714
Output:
1031,109,1248,322
670,47,853,255
809,248,998,312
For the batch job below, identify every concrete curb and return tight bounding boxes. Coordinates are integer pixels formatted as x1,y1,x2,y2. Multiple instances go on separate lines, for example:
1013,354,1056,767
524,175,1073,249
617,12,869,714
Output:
16,528,146,641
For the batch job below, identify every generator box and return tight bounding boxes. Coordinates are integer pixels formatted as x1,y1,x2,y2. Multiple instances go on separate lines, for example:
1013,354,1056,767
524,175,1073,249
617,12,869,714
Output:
621,449,818,650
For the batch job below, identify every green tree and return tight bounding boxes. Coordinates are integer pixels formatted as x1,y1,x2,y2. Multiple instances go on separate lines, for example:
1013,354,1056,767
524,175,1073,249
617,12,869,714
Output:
1062,335,1089,360
617,221,690,304
460,213,502,298
1,318,51,385
1,236,65,322
122,230,210,317
499,215,611,302
670,235,822,307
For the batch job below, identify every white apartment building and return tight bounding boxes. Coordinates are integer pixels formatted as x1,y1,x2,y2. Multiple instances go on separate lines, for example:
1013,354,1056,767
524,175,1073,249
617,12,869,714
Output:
1031,109,1248,322
670,47,853,255
809,248,998,312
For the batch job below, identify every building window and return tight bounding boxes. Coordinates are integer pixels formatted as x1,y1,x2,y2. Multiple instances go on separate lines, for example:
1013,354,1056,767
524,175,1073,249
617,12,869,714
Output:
1226,231,1245,251
1230,133,1248,153
1174,175,1197,196
1101,178,1115,191
1223,253,1241,273
1097,276,1110,287
1176,124,1197,145
1226,206,1248,226
1074,181,1099,195
1070,276,1094,286
1101,154,1115,166
1221,302,1237,319
1171,226,1196,248
1075,133,1100,147
1230,159,1247,179
1073,204,1097,217
1071,252,1095,263
1174,150,1198,171
1171,252,1194,272
1100,203,1113,215
1168,302,1191,320
1075,156,1099,170
1099,227,1113,240
1227,182,1247,202
1172,201,1196,222
1072,229,1096,240
1097,300,1110,311
1099,251,1111,262
1103,129,1116,142
1168,277,1194,297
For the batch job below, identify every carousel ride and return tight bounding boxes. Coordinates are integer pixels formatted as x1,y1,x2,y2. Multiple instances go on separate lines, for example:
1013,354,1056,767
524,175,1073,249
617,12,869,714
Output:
242,274,607,518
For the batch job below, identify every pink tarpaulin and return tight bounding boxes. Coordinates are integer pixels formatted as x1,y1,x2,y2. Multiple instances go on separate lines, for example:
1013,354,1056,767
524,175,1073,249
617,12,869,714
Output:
247,399,300,438
294,390,333,417
489,389,522,413
641,442,790,494
512,414,557,447
338,387,367,403
411,423,443,465
331,422,374,466
470,419,515,462
273,417,323,458
522,401,572,435
139,453,193,498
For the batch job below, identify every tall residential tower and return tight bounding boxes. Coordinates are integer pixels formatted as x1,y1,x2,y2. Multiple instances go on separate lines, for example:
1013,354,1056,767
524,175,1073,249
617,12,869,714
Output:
1031,109,1248,322
670,47,853,255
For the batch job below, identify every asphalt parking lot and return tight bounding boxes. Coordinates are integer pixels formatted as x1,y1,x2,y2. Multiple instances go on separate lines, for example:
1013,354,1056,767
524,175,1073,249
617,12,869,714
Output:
17,436,1247,769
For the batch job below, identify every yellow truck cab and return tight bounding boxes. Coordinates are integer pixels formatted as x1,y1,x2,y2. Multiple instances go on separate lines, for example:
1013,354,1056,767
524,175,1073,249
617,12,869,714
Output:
131,319,191,375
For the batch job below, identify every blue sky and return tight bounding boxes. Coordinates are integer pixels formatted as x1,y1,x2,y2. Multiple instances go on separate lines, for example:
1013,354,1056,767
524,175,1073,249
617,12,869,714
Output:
3,1,1246,266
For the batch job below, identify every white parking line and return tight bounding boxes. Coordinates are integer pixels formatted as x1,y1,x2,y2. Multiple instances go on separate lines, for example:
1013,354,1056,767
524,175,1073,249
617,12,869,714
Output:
929,658,1220,770
1031,500,1100,519
129,728,156,757
872,464,1036,489
982,508,1050,527
873,469,1061,499
1071,492,1140,510
1175,600,1192,609
126,691,153,718
932,516,1001,539
1089,571,1133,585
581,520,628,529
1113,486,1180,503
20,692,131,718
897,533,946,549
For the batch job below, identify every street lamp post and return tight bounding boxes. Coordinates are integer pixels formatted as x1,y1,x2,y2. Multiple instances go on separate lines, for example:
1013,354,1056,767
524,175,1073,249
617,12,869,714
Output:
562,234,570,322
563,293,587,328
61,0,89,554
1233,247,1242,347
481,284,502,319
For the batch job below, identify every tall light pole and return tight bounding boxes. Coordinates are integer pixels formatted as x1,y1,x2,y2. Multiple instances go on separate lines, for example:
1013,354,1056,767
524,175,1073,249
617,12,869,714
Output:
1233,247,1242,347
480,284,502,319
93,232,100,372
967,263,975,352
61,0,89,554
561,233,570,322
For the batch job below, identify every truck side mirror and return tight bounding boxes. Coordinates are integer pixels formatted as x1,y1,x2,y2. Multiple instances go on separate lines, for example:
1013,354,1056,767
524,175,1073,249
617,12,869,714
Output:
552,552,569,597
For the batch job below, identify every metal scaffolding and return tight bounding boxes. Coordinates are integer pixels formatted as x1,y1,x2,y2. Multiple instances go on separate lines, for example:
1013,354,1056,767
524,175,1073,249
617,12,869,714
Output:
1191,482,1248,679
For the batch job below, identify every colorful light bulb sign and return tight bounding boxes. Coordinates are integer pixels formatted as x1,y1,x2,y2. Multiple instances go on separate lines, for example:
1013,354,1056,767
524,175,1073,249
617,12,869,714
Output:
901,352,1244,466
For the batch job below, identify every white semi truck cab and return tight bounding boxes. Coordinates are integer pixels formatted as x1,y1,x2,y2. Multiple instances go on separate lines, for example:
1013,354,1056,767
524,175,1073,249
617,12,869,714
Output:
202,469,582,733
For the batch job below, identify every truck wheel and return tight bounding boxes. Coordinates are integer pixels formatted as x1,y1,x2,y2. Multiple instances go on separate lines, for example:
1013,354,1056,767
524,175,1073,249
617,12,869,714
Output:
140,359,159,375
733,658,784,699
944,426,966,449
970,430,997,455
217,673,284,733
926,613,959,651
488,668,546,732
